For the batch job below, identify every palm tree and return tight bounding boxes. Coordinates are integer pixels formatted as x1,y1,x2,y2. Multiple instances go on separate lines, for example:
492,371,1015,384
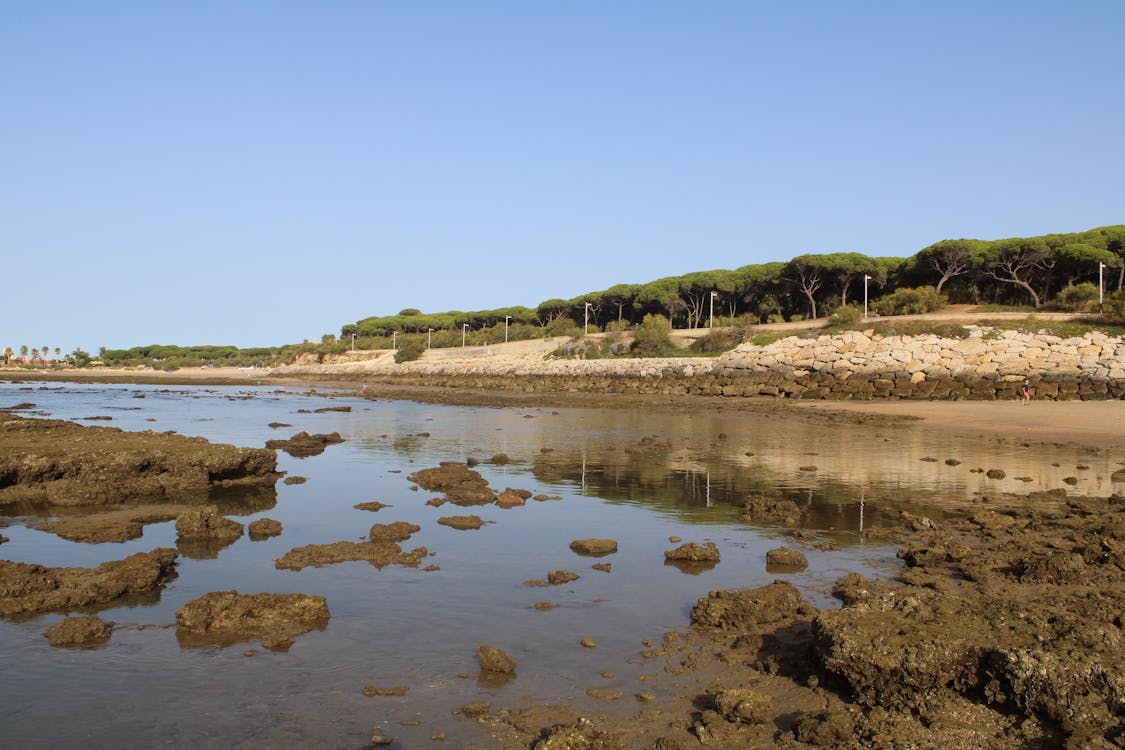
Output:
3,347,12,364
54,347,61,361
31,348,40,362
20,345,28,361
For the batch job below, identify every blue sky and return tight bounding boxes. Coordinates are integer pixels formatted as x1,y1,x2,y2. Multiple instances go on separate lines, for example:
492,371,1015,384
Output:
3,1,1123,354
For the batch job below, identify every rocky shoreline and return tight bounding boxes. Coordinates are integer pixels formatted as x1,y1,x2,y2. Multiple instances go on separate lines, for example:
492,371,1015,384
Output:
271,327,1125,401
0,414,279,507
477,492,1125,749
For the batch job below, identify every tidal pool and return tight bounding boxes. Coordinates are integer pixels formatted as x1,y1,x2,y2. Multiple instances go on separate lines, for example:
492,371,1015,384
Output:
0,382,1119,747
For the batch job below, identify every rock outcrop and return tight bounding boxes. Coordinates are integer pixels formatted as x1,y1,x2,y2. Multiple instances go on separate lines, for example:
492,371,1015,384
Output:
0,415,278,506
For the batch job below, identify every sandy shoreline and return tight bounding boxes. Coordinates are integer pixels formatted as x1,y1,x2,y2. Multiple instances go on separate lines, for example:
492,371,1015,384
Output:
3,365,1123,449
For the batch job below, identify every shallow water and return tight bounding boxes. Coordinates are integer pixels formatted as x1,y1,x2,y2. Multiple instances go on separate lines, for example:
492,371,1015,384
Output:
1,382,1121,747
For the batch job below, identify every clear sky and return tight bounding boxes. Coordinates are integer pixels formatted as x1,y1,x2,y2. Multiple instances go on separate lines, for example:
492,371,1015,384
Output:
3,1,1123,355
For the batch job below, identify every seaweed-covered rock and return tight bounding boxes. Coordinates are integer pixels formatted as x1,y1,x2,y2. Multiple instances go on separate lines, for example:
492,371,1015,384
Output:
264,431,344,458
368,521,420,542
176,506,244,542
741,495,802,525
437,515,486,530
478,644,516,674
0,548,179,617
569,539,618,556
274,541,427,571
496,488,531,508
665,541,720,562
765,547,808,570
548,570,580,585
690,581,802,631
0,415,277,506
408,462,495,505
175,590,330,649
43,615,112,647
248,518,283,540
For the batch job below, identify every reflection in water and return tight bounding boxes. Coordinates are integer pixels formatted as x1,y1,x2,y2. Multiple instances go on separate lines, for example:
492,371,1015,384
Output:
0,382,1121,748
664,558,719,575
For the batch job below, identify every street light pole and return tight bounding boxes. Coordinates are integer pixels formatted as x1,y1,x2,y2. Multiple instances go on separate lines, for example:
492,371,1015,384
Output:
505,315,511,343
392,331,397,351
863,275,872,319
350,332,356,351
709,291,718,329
427,328,433,349
1099,262,1105,310
462,323,468,348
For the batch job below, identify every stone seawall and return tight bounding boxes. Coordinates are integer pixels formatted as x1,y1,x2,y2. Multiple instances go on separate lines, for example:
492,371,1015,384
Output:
271,327,1125,401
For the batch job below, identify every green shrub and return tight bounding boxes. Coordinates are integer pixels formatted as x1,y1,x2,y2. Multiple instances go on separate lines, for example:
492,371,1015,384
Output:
831,304,863,325
604,319,632,333
394,339,424,363
631,313,673,355
1056,282,1099,312
690,327,746,354
544,317,583,338
765,313,786,324
1108,288,1125,319
874,286,947,315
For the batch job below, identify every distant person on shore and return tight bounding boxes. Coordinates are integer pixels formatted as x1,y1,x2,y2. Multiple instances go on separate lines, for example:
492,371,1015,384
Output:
1022,379,1031,405
362,382,368,396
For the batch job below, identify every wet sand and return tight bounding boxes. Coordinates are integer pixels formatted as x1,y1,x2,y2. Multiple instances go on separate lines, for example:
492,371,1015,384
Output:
793,399,1125,449
4,365,1124,450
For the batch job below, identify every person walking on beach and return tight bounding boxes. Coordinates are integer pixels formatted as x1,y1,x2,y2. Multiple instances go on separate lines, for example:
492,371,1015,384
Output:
361,382,368,396
1021,379,1031,405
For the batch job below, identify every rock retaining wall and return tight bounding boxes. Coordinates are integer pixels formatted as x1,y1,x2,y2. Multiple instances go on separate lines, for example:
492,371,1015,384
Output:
270,327,1125,401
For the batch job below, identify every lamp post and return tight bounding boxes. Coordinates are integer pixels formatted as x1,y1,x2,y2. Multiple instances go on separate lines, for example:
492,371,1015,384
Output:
504,315,512,343
709,291,718,329
462,323,468,348
350,332,356,351
584,302,592,335
1099,262,1106,311
427,328,433,349
392,331,397,351
863,275,872,319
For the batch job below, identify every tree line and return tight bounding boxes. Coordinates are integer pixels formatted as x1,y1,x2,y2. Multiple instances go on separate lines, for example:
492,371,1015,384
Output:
343,225,1124,337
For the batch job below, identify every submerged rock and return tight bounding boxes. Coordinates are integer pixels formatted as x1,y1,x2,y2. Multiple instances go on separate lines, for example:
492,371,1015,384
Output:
548,570,580,585
368,521,420,542
175,506,244,542
765,547,808,571
264,431,344,458
569,539,618,556
496,487,531,508
37,504,192,543
408,462,495,506
248,518,283,540
665,541,720,562
478,644,516,674
43,615,112,647
0,548,179,618
274,541,428,571
741,495,803,525
175,590,330,649
436,515,486,530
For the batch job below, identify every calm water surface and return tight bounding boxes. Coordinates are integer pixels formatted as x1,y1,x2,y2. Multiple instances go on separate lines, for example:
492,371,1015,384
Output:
1,382,1120,748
